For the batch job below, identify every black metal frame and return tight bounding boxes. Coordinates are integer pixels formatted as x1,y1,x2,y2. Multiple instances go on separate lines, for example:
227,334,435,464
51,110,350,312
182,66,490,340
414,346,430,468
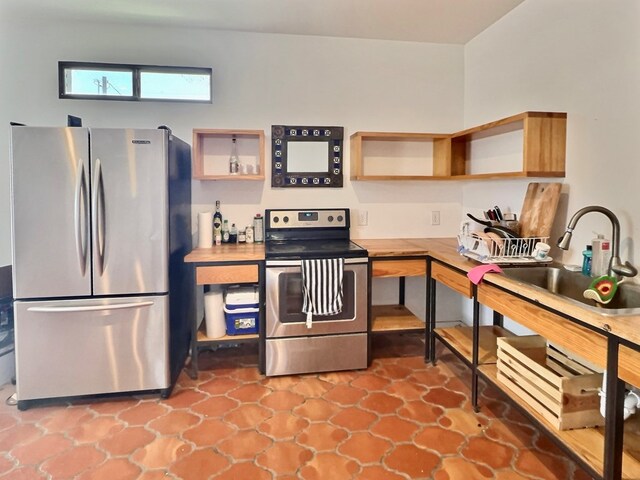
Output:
369,256,428,365
58,61,213,103
425,256,639,480
188,260,265,379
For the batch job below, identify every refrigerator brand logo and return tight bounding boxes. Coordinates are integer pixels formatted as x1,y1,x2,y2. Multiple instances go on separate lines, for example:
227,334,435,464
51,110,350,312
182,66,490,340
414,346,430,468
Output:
132,140,151,144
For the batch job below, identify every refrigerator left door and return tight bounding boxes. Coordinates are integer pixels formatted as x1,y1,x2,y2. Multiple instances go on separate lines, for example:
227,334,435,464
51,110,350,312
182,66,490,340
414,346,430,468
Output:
11,127,91,300
14,295,169,401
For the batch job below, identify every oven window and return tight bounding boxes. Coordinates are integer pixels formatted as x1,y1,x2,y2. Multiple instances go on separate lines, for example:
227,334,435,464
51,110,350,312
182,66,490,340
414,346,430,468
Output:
278,271,355,323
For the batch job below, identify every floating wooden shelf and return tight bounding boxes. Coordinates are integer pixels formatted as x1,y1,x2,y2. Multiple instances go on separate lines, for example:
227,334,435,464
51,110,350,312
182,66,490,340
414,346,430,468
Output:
192,129,265,180
350,111,566,181
371,304,424,333
479,363,640,479
434,325,514,365
350,131,448,181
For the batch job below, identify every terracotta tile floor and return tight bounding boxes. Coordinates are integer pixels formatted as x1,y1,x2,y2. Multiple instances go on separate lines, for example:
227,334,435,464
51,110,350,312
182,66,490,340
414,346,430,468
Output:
0,334,595,479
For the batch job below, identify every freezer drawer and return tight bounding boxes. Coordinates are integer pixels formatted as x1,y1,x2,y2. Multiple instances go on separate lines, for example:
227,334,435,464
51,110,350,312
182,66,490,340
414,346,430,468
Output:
15,296,169,401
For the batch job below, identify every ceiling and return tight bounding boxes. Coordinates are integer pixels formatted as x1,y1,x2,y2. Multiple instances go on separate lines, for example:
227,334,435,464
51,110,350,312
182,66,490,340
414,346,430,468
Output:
3,0,524,44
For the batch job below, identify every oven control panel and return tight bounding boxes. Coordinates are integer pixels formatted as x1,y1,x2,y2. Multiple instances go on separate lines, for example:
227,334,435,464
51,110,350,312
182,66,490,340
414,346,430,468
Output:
266,209,349,229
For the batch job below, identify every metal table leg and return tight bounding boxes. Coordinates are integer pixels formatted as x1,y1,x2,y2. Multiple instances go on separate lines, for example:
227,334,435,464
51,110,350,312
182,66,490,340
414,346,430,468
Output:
603,336,624,480
471,285,480,412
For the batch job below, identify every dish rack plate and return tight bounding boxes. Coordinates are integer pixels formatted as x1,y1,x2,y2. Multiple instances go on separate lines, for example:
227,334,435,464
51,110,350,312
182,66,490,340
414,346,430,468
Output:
457,234,551,265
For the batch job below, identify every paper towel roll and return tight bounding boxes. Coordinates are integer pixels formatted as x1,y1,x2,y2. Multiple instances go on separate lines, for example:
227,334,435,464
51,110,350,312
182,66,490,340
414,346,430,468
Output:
198,211,213,248
204,289,226,338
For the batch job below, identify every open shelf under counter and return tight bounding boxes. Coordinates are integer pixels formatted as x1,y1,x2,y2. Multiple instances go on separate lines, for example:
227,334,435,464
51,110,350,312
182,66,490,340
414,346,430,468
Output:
371,304,424,333
434,325,514,365
196,322,259,346
478,363,640,479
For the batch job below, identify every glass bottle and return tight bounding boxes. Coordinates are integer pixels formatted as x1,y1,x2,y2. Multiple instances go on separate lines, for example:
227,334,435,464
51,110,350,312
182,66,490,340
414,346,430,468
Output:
229,223,238,243
213,200,222,242
229,136,239,175
221,220,230,243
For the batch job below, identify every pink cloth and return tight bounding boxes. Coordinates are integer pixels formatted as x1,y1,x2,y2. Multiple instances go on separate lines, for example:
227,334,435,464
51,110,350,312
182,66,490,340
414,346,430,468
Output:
467,264,503,285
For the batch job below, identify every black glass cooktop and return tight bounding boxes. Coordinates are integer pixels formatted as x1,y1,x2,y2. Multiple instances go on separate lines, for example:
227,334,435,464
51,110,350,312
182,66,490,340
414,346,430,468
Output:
265,239,367,259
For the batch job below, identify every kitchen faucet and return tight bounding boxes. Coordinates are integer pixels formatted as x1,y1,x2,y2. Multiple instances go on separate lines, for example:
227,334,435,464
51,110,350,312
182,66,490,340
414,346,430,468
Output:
557,206,638,279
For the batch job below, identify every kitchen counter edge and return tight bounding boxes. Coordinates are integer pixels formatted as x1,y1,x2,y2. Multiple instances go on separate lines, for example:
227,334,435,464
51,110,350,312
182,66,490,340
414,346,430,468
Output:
184,237,640,345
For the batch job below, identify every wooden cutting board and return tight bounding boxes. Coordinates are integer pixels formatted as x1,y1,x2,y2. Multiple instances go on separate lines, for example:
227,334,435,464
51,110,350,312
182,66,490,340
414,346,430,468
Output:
518,182,562,238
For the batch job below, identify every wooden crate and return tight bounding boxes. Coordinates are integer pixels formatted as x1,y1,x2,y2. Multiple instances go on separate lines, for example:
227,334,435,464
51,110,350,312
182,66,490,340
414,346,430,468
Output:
496,335,604,431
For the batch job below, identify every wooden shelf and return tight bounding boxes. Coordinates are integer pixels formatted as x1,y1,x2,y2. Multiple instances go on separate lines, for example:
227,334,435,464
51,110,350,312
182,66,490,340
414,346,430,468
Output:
350,131,448,180
371,304,424,333
192,129,265,180
350,112,566,181
450,111,566,179
196,322,258,344
434,325,513,364
479,363,640,479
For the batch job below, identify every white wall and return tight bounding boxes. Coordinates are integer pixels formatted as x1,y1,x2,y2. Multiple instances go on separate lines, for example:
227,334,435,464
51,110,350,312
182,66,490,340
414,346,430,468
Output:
463,0,640,333
0,14,466,270
464,0,640,270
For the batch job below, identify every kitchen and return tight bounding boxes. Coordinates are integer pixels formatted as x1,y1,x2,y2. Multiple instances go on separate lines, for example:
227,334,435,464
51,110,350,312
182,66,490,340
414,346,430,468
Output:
0,0,638,478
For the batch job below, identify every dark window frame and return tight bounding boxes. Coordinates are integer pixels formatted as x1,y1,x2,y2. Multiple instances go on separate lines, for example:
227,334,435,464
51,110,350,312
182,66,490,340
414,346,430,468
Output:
58,61,213,103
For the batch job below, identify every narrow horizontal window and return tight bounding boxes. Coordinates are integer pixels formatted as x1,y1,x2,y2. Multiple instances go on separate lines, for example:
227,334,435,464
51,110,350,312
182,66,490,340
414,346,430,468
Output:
59,62,212,103
140,70,211,101
64,67,134,98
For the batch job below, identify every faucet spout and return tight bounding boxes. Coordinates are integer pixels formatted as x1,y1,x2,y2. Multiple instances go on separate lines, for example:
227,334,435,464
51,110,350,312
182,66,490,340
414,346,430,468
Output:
557,206,637,279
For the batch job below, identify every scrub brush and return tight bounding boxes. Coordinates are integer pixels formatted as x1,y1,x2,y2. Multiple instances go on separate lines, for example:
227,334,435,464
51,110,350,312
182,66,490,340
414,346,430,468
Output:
583,275,618,305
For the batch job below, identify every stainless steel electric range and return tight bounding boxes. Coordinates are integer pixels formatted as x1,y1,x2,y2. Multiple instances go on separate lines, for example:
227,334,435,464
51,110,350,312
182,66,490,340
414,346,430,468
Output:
264,208,368,376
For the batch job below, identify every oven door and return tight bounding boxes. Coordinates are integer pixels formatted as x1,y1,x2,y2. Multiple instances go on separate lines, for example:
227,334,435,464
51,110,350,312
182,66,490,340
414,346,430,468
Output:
265,258,368,337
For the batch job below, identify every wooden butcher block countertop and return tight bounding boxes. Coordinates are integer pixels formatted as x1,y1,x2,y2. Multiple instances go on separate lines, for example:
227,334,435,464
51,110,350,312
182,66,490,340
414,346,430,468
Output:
184,238,640,347
184,243,265,263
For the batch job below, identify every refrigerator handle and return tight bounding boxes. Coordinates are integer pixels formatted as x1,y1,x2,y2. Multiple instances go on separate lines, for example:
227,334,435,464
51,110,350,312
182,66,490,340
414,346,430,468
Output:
92,159,106,275
27,301,154,313
74,159,88,276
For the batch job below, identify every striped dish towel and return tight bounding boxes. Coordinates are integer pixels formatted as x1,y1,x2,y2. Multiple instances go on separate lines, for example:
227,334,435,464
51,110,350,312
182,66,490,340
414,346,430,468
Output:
301,258,345,328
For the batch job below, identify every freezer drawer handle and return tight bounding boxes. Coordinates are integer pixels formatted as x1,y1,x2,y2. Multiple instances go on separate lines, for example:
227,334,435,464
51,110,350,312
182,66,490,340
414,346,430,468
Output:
74,159,89,276
27,301,154,313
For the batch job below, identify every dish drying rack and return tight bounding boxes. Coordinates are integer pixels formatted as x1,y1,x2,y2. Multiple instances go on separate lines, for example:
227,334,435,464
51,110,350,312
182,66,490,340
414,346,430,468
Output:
457,233,551,265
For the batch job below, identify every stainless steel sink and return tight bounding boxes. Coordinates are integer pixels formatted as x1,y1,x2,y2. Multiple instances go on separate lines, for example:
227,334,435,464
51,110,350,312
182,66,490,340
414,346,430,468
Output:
500,266,640,316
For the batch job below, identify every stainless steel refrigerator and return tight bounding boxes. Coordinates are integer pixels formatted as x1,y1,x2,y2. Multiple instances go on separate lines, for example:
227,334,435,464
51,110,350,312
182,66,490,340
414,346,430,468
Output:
10,126,193,409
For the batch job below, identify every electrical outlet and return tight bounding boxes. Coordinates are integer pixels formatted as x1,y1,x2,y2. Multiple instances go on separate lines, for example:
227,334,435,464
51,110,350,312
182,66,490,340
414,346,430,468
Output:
431,210,441,225
358,210,368,226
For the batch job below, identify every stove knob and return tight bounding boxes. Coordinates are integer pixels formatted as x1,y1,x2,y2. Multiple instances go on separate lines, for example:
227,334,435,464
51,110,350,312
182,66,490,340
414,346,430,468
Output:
283,216,290,223
273,216,279,223
337,215,344,222
328,215,334,222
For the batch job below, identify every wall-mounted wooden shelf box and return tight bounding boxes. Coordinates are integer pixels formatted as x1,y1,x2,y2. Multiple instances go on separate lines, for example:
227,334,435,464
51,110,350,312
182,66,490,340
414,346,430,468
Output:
350,112,567,181
350,132,450,180
192,129,265,180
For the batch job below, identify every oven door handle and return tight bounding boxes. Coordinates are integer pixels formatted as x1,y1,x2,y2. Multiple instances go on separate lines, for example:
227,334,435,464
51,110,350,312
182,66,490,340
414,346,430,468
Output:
266,258,368,267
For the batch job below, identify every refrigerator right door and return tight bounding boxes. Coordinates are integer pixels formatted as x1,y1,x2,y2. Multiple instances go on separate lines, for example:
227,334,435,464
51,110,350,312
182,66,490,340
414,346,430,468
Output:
90,129,168,296
11,127,91,300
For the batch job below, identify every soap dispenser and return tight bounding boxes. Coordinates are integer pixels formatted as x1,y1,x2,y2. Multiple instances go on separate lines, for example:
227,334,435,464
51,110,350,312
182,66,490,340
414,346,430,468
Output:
582,245,593,276
592,233,611,277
